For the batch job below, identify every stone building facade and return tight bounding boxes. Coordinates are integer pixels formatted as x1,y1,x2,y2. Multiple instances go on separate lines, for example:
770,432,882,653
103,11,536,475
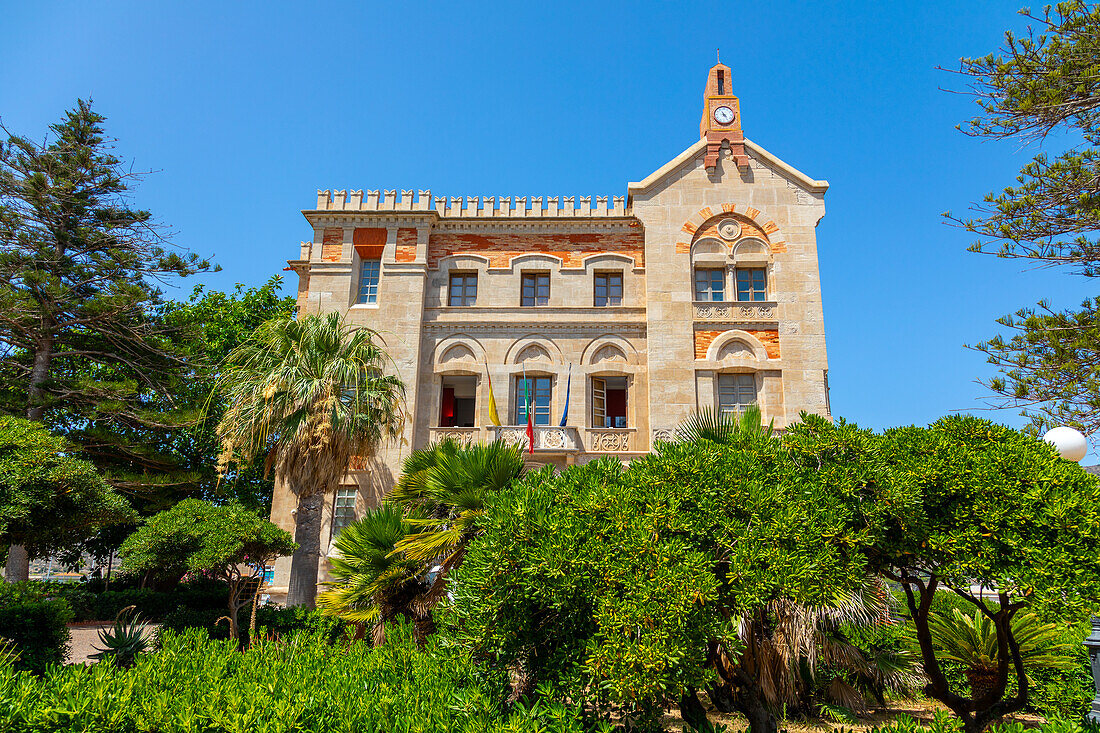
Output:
269,63,831,590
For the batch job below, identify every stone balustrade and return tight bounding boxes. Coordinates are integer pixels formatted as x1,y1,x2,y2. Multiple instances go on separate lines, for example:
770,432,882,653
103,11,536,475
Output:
585,428,635,452
428,427,482,446
488,425,582,452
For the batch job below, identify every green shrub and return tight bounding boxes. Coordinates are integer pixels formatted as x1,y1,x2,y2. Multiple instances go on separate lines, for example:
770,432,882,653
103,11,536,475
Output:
0,624,592,733
160,603,347,644
0,598,72,674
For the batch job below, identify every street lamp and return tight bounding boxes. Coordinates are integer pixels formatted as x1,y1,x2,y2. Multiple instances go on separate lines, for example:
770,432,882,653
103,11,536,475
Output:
1043,427,1100,723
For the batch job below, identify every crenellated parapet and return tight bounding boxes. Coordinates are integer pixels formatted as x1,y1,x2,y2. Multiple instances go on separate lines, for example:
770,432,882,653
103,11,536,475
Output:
313,189,629,217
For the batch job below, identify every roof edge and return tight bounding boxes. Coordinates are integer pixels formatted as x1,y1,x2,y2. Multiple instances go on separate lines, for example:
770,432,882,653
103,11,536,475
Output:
627,137,828,196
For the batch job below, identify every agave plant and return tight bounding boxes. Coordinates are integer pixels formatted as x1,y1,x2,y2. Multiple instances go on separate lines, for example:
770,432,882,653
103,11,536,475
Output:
928,606,1076,701
90,605,151,668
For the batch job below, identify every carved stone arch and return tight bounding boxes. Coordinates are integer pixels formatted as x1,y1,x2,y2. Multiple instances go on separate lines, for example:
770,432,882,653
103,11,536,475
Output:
733,237,770,257
505,335,564,366
690,236,728,258
515,344,552,365
706,329,769,362
431,334,487,367
715,339,757,361
675,203,787,254
580,334,639,366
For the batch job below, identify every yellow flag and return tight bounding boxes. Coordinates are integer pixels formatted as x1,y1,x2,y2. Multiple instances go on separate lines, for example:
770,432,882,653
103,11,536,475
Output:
485,362,501,426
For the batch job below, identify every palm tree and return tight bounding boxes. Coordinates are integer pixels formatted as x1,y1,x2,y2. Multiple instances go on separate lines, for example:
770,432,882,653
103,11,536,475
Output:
705,575,922,721
674,403,775,444
929,606,1076,702
316,503,432,644
215,312,405,607
391,438,525,577
318,439,524,636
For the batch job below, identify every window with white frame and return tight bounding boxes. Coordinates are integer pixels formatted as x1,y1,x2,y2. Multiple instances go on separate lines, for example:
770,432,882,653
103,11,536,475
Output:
358,260,381,304
717,373,757,417
694,268,725,301
331,488,357,537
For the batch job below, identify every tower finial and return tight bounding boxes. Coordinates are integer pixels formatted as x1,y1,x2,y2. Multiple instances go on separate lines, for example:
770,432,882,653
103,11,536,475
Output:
717,48,720,64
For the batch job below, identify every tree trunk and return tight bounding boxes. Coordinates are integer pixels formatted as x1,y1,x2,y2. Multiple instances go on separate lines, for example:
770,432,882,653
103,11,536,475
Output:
679,689,710,732
738,688,778,733
6,338,56,584
4,545,29,582
286,493,324,607
26,335,54,423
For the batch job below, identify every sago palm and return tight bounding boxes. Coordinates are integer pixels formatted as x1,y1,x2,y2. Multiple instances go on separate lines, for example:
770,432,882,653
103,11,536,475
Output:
316,503,432,644
215,312,405,607
928,606,1076,701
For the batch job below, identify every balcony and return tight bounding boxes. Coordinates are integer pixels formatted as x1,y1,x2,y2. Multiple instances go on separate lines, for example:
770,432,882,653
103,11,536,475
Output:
585,428,636,453
693,301,777,322
430,426,639,454
487,425,582,453
428,427,482,445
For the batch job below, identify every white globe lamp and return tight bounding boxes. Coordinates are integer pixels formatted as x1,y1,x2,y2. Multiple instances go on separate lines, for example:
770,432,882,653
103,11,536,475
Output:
1043,426,1088,463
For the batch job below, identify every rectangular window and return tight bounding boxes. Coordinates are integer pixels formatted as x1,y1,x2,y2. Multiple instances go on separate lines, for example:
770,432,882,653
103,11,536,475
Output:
357,259,381,304
331,488,357,537
717,373,757,417
592,376,628,428
735,268,767,302
448,272,478,307
515,376,552,426
439,375,477,428
521,273,550,307
694,268,725,301
594,272,623,307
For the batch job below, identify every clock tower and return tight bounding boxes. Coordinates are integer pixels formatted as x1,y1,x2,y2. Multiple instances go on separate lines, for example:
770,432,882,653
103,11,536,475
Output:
700,60,749,171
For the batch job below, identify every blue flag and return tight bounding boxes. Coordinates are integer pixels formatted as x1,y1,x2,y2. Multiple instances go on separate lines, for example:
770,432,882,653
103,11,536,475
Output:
558,364,572,427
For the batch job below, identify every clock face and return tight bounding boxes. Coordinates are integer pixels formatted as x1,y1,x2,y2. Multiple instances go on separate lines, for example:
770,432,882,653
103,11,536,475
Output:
713,105,735,125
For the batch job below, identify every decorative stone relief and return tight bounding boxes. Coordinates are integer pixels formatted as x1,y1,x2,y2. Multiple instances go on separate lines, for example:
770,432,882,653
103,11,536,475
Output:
652,428,676,444
694,303,775,321
589,430,631,452
592,344,628,364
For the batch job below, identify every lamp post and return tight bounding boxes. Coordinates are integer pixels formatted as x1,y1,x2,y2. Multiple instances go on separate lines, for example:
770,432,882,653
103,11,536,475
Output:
1042,427,1099,722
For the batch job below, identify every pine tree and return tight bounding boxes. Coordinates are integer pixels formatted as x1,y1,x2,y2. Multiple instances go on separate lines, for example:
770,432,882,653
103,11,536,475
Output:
0,99,215,579
949,2,1100,435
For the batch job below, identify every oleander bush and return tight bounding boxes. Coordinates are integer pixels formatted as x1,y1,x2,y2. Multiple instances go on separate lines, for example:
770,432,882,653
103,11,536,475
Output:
0,625,596,733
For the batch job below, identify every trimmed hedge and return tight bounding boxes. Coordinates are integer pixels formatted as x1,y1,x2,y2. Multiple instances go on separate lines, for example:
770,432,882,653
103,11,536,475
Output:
0,598,72,675
0,625,590,733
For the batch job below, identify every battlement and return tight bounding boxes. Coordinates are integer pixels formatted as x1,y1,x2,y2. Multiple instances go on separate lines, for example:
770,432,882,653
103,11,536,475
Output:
312,190,630,218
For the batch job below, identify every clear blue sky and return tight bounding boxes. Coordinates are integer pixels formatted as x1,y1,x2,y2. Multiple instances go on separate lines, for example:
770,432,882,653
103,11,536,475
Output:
3,2,1091,449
